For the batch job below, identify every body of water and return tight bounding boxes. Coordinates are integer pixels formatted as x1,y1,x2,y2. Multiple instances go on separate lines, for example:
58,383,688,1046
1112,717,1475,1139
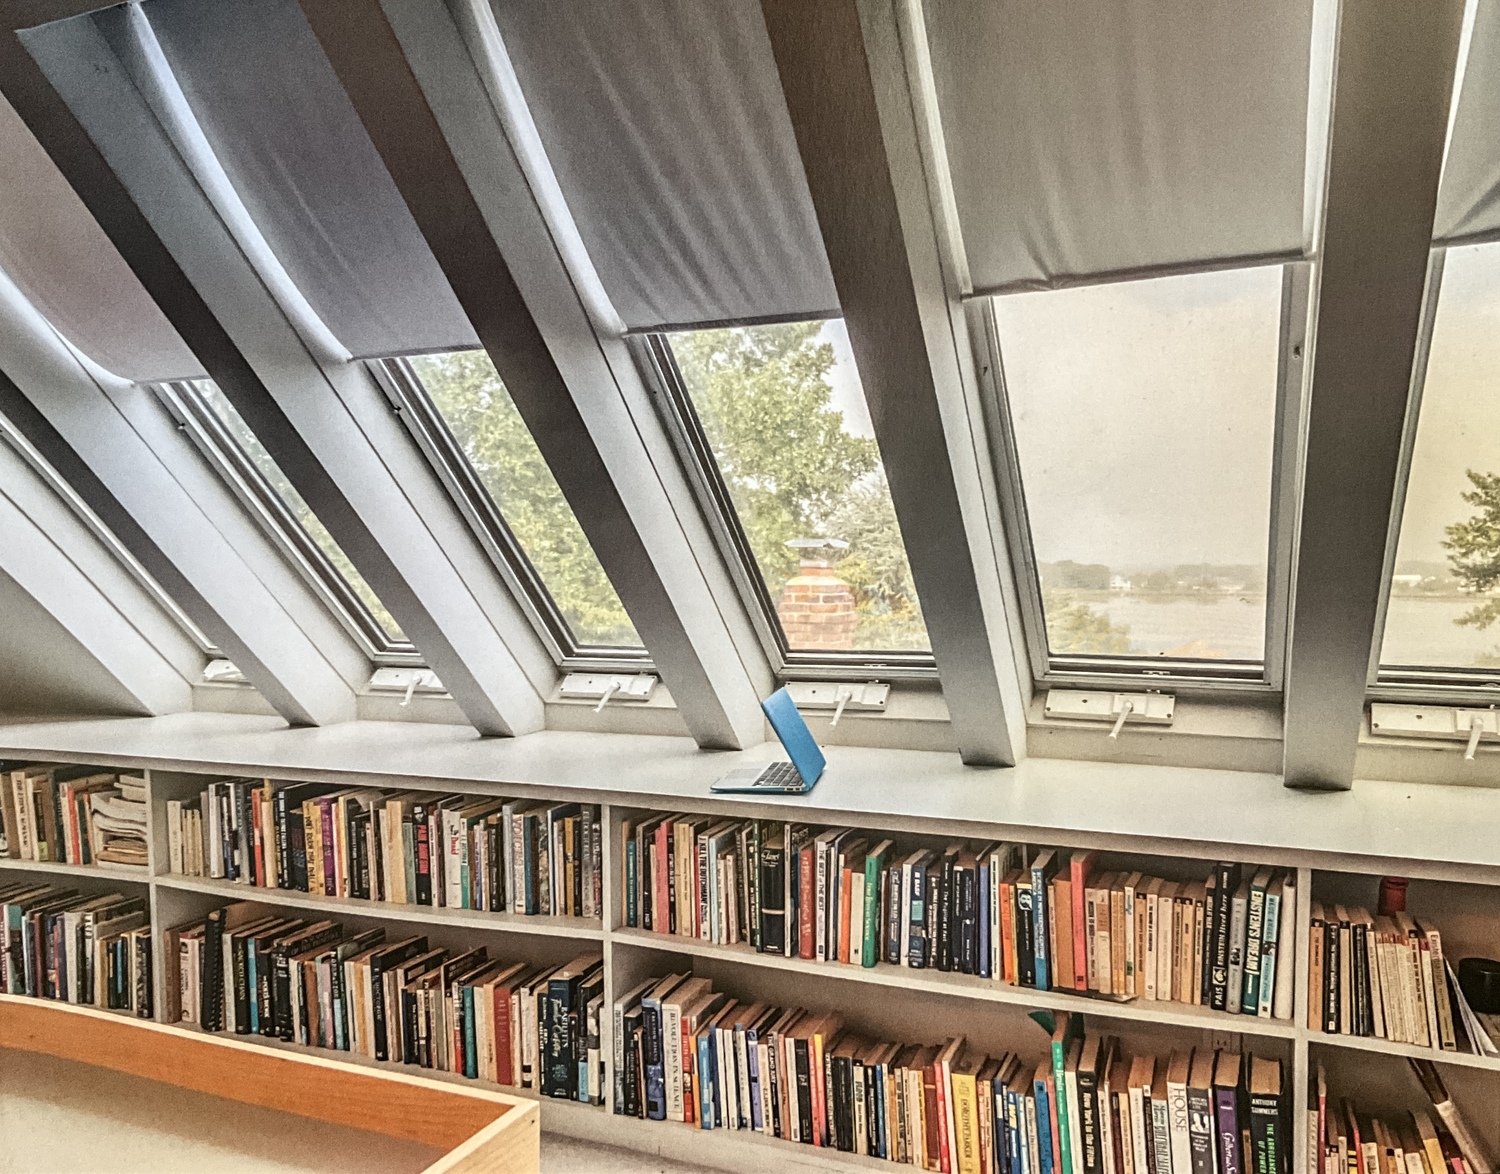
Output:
1064,593,1500,667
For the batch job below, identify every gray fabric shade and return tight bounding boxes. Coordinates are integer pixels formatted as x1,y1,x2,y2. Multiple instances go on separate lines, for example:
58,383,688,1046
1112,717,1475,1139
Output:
1435,0,1500,245
136,0,479,358
0,92,201,382
922,0,1315,292
489,0,840,330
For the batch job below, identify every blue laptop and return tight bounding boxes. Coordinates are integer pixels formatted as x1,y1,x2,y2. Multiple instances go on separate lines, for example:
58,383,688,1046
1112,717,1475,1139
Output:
709,687,826,794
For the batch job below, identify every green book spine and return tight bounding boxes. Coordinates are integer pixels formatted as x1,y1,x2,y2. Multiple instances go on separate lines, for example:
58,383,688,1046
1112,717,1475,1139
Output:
1050,1014,1081,1174
862,852,884,967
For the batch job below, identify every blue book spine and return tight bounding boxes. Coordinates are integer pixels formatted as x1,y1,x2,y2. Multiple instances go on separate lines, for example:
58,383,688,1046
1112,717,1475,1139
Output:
1258,888,1282,1015
979,860,992,979
625,840,638,928
1034,1077,1055,1174
697,1034,715,1129
1031,860,1050,990
908,863,928,968
247,947,259,1034
463,987,478,1079
643,996,667,1120
747,1028,763,1131
707,1023,723,1129
578,1057,589,1104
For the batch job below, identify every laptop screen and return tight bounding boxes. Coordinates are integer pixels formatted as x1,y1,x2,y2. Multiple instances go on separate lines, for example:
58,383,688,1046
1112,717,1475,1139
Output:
761,687,826,785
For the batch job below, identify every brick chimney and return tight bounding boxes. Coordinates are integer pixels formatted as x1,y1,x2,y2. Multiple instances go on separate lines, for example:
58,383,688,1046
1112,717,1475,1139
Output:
777,538,856,649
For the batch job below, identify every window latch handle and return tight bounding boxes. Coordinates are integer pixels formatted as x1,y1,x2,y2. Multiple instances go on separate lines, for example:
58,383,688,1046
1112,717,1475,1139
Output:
1464,712,1487,762
594,679,622,713
1108,699,1136,740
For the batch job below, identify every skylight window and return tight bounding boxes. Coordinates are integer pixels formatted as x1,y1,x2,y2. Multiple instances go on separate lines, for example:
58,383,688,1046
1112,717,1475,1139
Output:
164,381,407,652
1380,243,1500,679
989,266,1286,677
657,320,931,662
398,352,641,653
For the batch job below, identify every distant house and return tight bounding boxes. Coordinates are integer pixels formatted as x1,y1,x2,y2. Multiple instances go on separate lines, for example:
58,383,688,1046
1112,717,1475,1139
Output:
1109,575,1131,592
1391,574,1423,590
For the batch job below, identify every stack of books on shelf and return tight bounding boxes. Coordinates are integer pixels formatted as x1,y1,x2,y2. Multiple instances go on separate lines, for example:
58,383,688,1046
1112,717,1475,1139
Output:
621,817,1296,1018
613,984,1290,1174
1310,1060,1494,1174
166,780,602,919
166,900,605,1103
1,880,151,1014
0,764,148,869
1306,901,1500,1055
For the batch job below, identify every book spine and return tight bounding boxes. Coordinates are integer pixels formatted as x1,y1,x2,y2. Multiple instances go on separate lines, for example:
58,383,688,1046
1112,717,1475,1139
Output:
1186,1086,1217,1174
644,997,667,1121
1247,1093,1281,1174
1209,863,1236,1010
1214,1087,1243,1174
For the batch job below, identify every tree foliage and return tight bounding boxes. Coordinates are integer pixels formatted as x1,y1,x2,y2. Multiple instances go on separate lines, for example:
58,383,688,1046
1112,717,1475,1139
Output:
1043,588,1132,654
674,324,928,649
1445,468,1500,631
412,352,639,646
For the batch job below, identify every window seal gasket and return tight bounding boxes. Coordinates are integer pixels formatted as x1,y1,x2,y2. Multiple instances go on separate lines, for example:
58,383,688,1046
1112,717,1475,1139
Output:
369,357,652,671
154,380,415,663
631,330,941,681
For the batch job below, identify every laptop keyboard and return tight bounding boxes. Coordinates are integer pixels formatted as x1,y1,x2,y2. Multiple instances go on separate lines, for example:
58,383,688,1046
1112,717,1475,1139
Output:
754,761,804,788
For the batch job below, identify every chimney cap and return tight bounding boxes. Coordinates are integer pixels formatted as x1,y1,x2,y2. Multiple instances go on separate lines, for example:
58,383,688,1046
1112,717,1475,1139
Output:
786,536,849,552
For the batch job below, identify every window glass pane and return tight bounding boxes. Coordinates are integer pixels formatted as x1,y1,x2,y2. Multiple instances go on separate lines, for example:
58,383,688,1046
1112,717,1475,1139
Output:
408,352,640,648
667,321,930,653
994,267,1281,662
194,381,406,644
1381,243,1500,671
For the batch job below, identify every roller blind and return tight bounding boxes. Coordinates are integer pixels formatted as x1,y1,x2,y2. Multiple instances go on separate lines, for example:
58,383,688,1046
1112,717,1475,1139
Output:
136,0,479,358
0,93,201,382
1435,0,1500,245
922,0,1315,293
488,0,839,331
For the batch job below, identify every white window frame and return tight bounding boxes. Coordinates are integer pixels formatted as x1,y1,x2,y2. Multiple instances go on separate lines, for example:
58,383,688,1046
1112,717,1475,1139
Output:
153,380,421,666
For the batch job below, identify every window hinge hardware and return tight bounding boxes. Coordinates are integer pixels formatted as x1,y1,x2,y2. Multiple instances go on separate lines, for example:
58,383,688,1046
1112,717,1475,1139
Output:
784,681,890,727
559,672,657,711
202,658,246,685
1369,703,1499,762
1043,689,1175,738
368,666,446,705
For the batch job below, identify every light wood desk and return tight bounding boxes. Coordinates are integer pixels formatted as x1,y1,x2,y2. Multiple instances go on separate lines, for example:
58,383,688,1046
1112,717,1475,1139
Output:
0,997,538,1174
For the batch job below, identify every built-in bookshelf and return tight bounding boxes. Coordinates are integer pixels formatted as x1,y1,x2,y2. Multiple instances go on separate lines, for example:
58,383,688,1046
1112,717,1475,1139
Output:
2,740,1498,1174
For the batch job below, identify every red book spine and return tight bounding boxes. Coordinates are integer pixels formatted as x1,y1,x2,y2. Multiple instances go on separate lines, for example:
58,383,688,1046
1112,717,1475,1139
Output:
654,820,672,935
495,985,514,1085
935,1063,952,1172
681,1018,696,1123
251,794,264,887
838,867,853,963
1071,852,1095,991
799,846,816,960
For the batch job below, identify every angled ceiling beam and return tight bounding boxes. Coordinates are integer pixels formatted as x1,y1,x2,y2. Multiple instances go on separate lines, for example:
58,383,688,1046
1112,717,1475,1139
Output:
0,298,363,727
0,440,194,716
6,17,550,737
1282,0,1464,789
757,0,1024,765
297,0,773,750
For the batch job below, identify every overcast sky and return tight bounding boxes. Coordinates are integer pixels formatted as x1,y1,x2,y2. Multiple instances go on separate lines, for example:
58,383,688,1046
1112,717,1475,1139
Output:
821,248,1500,576
1392,242,1500,568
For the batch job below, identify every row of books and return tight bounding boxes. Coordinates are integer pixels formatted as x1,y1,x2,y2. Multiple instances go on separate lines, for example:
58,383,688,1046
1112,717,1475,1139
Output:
0,880,152,1015
1311,1061,1494,1174
166,900,605,1103
620,817,1296,1018
166,779,602,920
1306,903,1486,1053
0,763,148,868
614,976,1289,1174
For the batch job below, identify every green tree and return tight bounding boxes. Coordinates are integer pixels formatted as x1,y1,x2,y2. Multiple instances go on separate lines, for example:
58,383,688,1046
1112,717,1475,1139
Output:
823,471,929,649
673,324,879,589
1445,468,1500,631
1043,588,1132,654
411,352,639,646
